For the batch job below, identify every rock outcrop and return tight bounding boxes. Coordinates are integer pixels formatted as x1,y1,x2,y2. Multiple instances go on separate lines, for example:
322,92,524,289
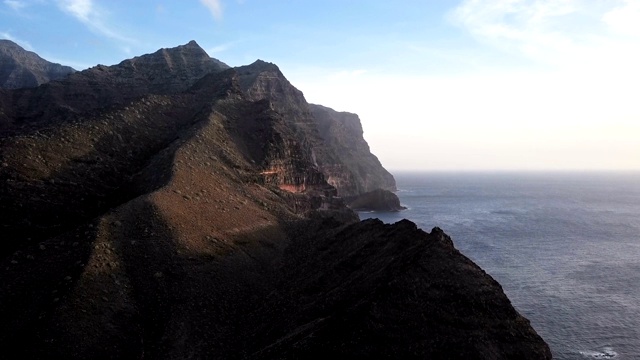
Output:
0,41,552,359
345,188,407,212
310,103,396,195
235,60,396,197
251,219,552,359
0,39,75,89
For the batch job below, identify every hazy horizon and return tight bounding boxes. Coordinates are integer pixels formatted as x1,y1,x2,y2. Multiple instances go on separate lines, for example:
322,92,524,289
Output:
2,0,638,171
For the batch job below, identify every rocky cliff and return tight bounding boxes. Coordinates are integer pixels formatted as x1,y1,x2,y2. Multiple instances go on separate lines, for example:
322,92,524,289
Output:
345,188,407,212
0,41,552,359
0,39,75,89
310,103,396,195
235,60,395,197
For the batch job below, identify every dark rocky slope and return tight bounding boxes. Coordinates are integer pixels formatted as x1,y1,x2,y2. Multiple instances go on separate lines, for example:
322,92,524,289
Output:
0,39,75,89
0,41,551,359
251,219,551,359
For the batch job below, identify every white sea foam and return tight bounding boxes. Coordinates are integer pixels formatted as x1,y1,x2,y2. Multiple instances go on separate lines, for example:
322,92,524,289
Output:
579,347,617,358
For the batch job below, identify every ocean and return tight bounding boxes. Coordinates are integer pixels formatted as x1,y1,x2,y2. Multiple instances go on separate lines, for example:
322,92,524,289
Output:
359,172,640,359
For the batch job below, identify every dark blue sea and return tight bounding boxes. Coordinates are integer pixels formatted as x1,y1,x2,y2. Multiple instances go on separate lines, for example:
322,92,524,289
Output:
360,172,640,360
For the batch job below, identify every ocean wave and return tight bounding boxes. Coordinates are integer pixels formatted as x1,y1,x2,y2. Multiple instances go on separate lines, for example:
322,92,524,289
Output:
579,347,617,359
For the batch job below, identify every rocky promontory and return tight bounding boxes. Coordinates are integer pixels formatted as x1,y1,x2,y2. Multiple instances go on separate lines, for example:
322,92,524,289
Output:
345,188,407,212
310,103,397,196
0,41,551,359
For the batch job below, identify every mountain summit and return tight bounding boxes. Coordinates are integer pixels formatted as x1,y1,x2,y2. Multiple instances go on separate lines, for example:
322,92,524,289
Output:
0,39,75,89
0,42,551,359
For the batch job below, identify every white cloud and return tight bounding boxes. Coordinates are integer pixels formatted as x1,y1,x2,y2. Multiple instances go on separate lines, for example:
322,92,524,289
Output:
603,0,640,37
0,31,33,50
286,61,640,170
200,0,223,21
284,1,640,170
59,0,91,21
208,43,231,54
4,0,26,10
450,0,640,71
324,69,368,81
56,0,135,46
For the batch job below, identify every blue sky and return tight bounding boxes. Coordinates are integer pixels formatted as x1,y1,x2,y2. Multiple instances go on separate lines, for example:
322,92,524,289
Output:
2,0,639,171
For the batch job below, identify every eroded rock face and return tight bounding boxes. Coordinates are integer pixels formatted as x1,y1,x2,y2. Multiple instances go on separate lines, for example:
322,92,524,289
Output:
310,103,397,195
345,188,406,212
235,61,396,197
0,41,552,359
0,40,76,90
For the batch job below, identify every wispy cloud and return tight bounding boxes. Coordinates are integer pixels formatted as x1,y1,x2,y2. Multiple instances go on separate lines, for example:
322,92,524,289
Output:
206,39,246,56
4,0,26,10
450,0,640,71
603,0,640,37
58,0,91,21
328,69,367,81
40,53,92,70
0,31,33,50
451,0,581,60
56,0,135,48
207,43,230,55
200,0,223,21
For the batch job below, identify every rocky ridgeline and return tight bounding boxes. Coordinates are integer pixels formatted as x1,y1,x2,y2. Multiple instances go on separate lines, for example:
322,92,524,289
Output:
0,41,551,359
0,40,76,90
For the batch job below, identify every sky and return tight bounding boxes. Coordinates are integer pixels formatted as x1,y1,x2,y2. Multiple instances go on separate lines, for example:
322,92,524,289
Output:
1,0,639,171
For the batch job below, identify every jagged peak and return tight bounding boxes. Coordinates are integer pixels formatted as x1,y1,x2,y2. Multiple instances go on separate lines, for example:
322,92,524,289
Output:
0,39,74,69
0,39,76,89
140,41,208,62
251,59,276,66
234,59,294,96
240,59,281,73
184,39,200,47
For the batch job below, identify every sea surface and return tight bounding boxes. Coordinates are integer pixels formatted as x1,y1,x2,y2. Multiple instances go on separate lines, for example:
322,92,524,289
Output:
360,172,640,359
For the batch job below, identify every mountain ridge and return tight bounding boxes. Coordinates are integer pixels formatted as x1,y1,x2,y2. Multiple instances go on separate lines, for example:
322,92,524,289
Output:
0,39,76,90
0,41,552,359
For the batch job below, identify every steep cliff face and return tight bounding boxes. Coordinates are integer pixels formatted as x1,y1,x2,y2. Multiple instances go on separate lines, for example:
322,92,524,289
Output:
310,103,396,194
0,42,552,359
0,40,76,89
235,61,396,197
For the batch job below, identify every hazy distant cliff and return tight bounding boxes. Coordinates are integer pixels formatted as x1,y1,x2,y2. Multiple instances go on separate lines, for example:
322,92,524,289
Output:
310,103,396,195
0,41,551,359
0,39,75,89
